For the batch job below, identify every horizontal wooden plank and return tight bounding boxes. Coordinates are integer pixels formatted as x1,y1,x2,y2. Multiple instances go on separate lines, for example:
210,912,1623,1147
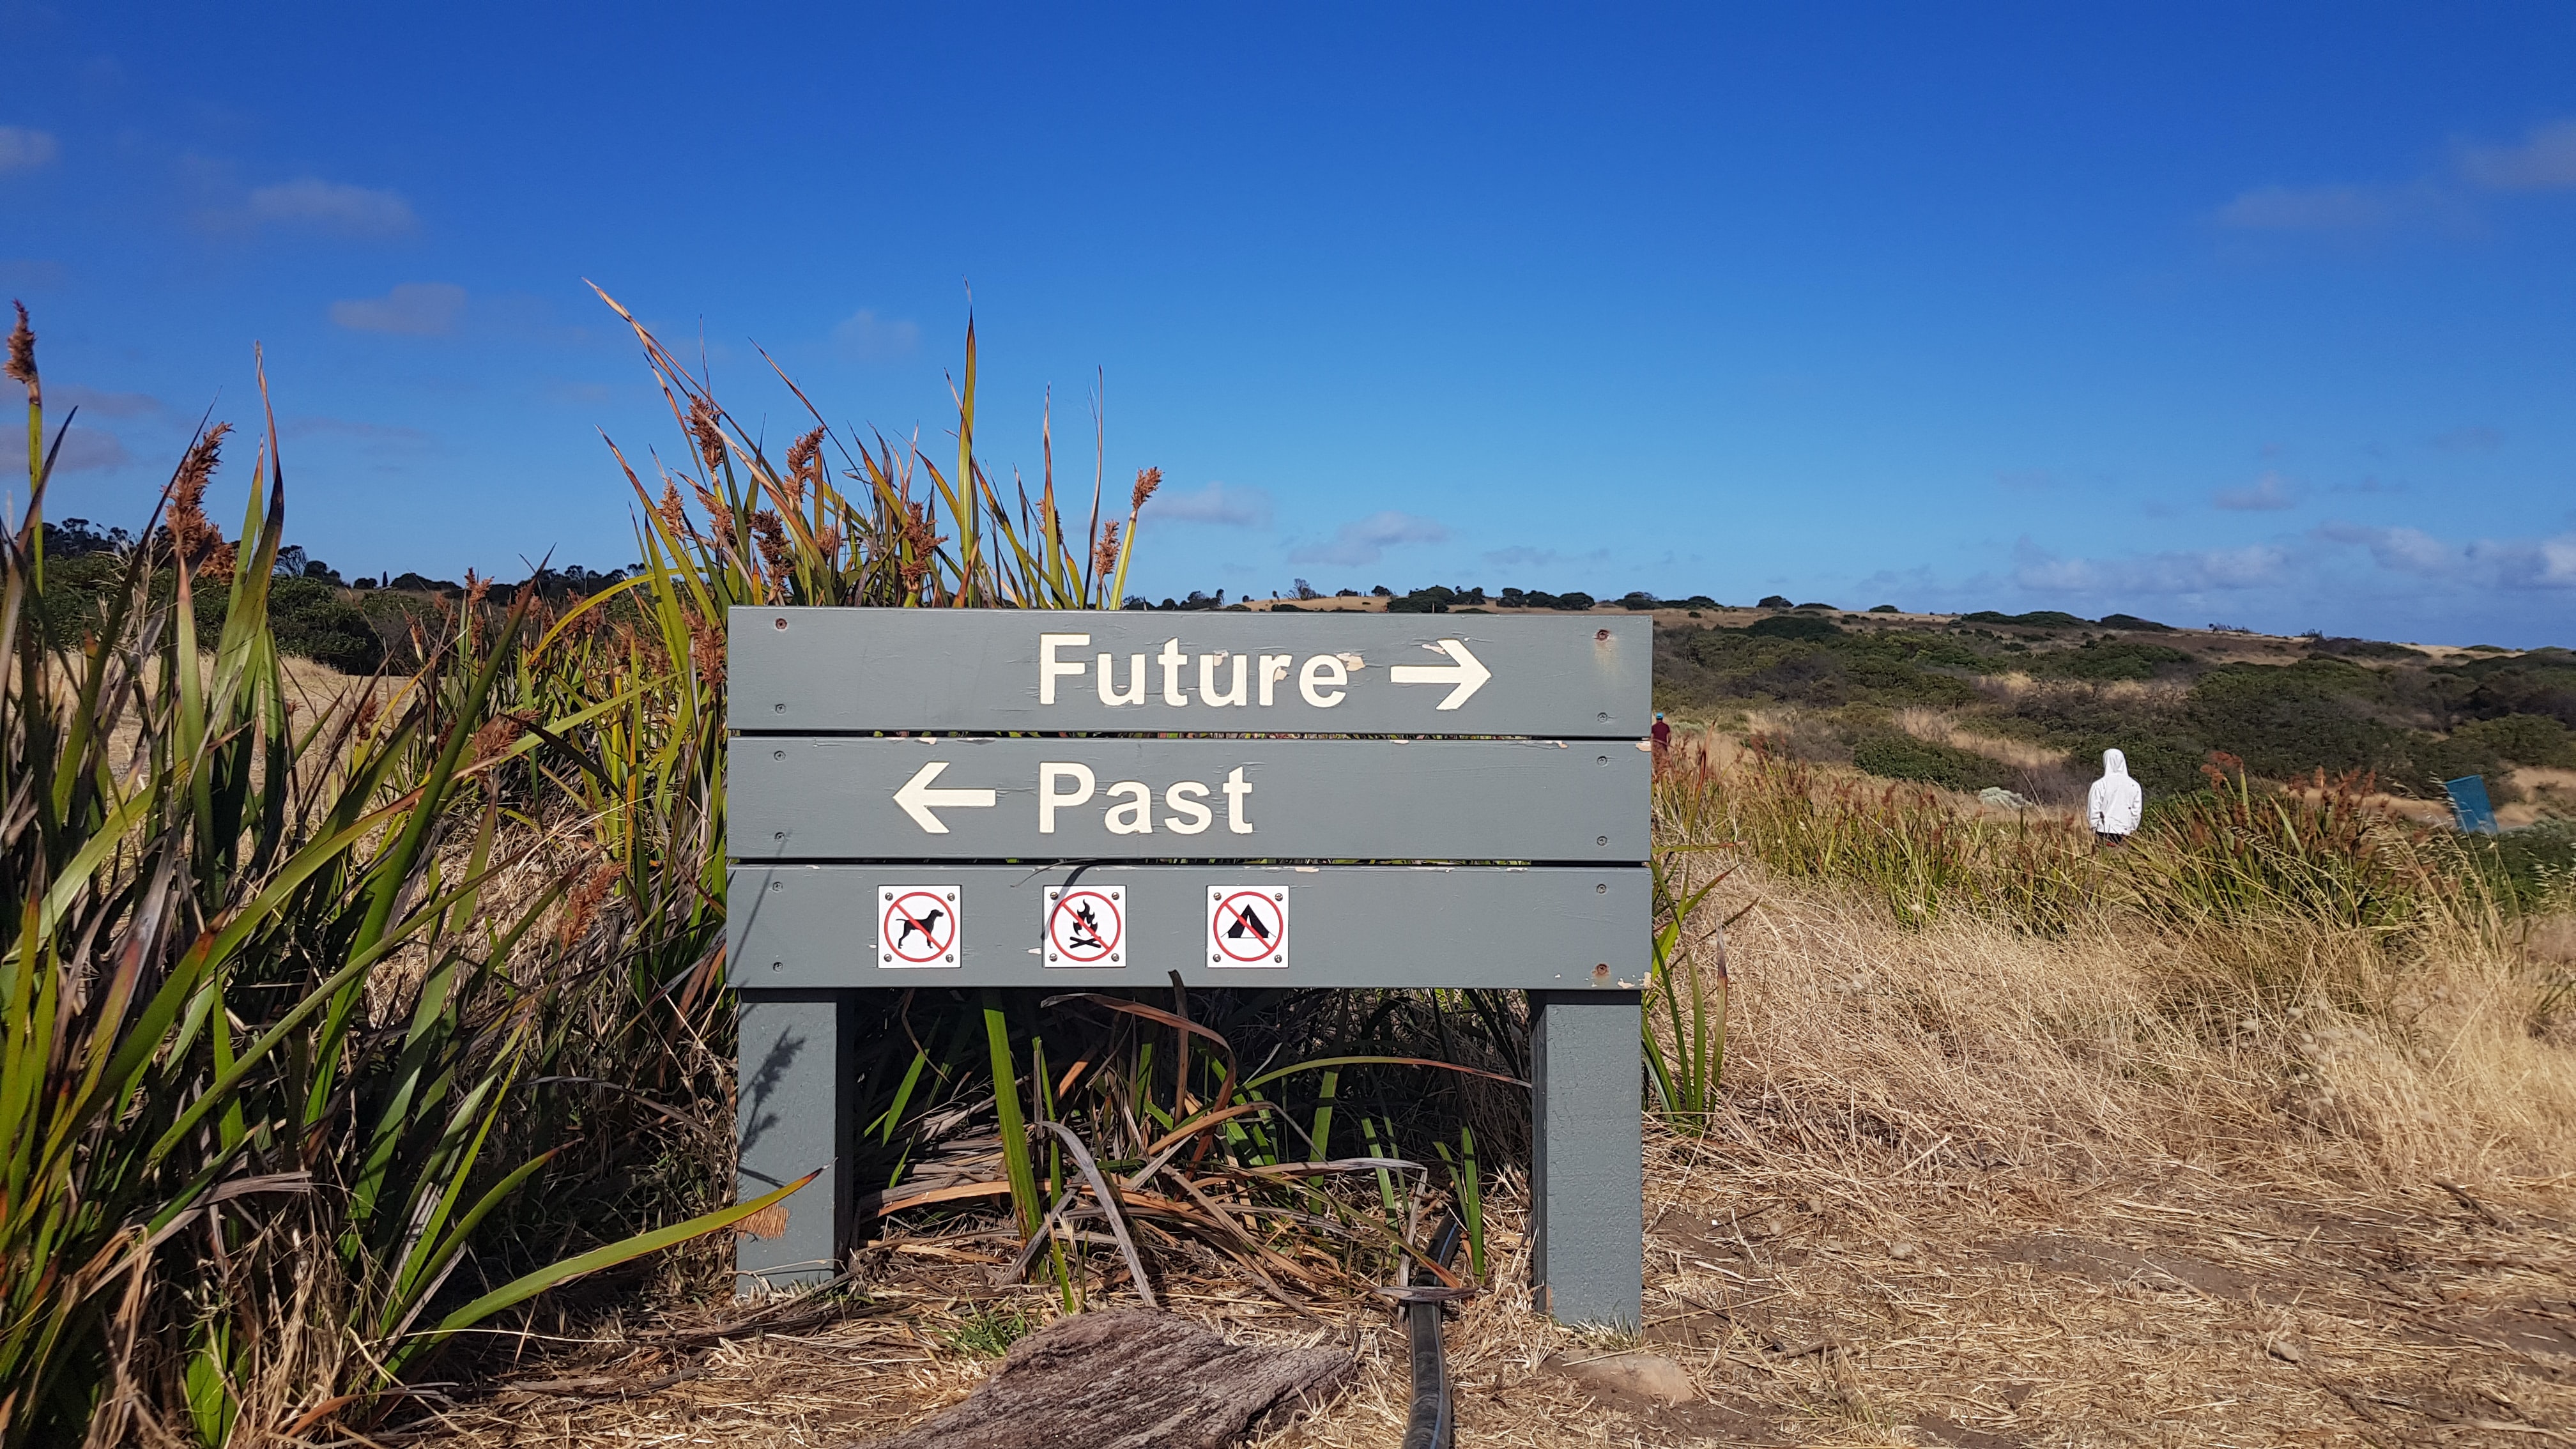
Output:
731,735,1650,863
730,864,1651,989
728,608,1650,738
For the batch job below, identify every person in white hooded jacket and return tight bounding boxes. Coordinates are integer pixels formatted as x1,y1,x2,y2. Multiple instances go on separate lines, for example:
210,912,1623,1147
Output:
2087,747,2143,845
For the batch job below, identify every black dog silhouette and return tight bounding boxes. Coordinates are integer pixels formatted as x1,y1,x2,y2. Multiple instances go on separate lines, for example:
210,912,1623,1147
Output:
894,907,946,949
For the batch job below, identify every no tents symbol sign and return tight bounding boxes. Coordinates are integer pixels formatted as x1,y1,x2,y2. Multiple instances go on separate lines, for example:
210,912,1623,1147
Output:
1044,885,1124,966
1207,887,1288,968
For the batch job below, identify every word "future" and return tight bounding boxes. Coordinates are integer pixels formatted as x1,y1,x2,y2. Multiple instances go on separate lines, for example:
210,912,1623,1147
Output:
1036,633,1492,710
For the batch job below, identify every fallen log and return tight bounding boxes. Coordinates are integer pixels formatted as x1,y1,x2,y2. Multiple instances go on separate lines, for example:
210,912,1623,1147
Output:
869,1307,1352,1449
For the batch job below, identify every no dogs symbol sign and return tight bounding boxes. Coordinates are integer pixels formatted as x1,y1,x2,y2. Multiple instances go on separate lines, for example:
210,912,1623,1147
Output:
1044,885,1124,967
1208,887,1288,968
879,886,960,968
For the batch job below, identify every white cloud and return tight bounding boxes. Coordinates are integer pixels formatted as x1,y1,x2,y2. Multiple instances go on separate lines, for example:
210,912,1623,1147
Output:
1148,480,1271,528
53,385,160,418
2011,539,2287,595
2215,183,2406,231
2212,471,2301,512
2313,521,2576,590
245,179,417,238
1483,544,1611,571
330,282,466,335
2470,534,2576,589
2459,119,2576,192
1287,510,1449,567
2215,118,2576,236
0,127,59,174
2313,521,2457,576
42,425,130,475
286,417,436,455
831,309,919,362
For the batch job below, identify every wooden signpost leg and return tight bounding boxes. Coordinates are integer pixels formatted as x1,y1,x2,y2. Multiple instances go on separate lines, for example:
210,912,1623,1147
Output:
1528,990,1643,1328
736,990,856,1295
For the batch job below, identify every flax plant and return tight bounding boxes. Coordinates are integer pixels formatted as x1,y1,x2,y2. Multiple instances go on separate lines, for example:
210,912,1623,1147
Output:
0,316,794,1446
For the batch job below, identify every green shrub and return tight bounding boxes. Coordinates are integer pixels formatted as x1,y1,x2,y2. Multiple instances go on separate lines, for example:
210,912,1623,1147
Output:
2308,636,2420,661
2400,732,2507,795
1851,732,2016,793
1845,656,1979,706
2442,649,2576,730
193,575,385,673
2055,638,2194,682
2060,734,2212,798
2097,613,2174,632
1960,609,2089,629
32,551,128,639
1746,613,1841,641
2184,662,2408,783
2463,820,2576,913
2453,713,2576,767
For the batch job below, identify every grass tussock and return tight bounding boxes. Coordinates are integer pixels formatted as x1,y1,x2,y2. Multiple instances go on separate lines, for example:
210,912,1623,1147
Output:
1652,724,2576,1187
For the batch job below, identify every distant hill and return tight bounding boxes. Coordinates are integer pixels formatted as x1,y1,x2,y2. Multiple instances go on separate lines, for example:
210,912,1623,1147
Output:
1243,588,2573,825
1631,602,2572,825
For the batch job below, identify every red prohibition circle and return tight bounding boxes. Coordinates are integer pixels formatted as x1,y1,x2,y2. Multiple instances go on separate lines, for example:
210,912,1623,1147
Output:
882,891,955,962
1047,890,1122,962
1211,891,1285,963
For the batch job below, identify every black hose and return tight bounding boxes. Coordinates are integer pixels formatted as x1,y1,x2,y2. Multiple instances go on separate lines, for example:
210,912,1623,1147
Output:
1400,1298,1451,1449
1399,1218,1466,1449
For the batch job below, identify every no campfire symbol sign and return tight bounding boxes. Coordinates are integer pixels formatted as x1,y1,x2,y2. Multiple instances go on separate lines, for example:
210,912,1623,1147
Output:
1043,885,1125,967
1208,887,1288,968
878,886,960,967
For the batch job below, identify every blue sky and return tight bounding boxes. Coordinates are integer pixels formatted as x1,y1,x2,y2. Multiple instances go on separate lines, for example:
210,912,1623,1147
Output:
3,3,2573,645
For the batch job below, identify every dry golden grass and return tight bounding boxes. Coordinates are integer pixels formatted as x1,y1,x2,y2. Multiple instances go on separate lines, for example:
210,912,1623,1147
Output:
399,861,2576,1448
2503,767,2576,830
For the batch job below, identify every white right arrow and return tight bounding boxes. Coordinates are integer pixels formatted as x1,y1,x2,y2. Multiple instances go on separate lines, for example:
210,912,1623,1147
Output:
893,761,997,833
1388,638,1493,710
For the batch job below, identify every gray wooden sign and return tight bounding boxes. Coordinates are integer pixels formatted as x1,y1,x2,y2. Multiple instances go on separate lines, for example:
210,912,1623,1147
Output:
733,737,1650,862
735,864,1648,989
728,607,1646,1328
732,608,1649,737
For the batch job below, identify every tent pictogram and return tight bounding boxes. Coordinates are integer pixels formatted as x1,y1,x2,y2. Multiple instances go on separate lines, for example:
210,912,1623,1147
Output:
1044,885,1125,967
879,885,962,967
1207,887,1288,968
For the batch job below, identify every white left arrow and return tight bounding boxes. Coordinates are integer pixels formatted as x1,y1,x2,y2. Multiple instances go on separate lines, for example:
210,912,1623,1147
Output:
1388,638,1493,710
893,761,997,833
